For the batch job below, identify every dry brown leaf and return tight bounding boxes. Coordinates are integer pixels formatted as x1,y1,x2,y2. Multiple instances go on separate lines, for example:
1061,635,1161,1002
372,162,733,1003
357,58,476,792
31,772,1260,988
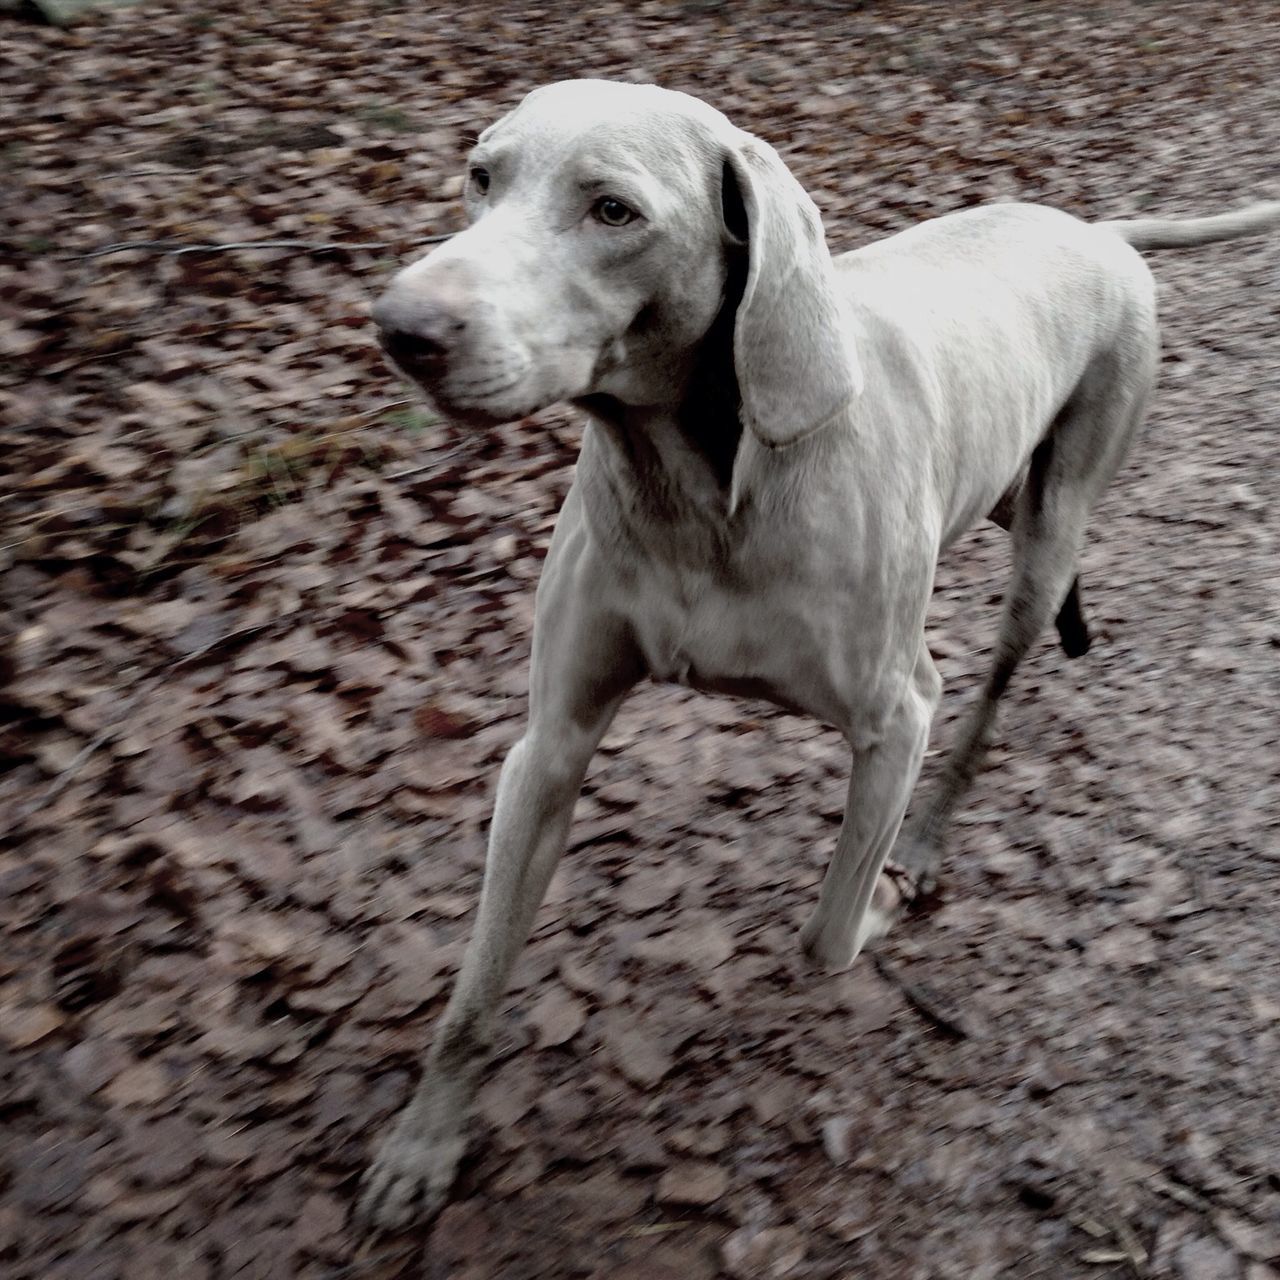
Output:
721,1226,806,1278
656,1161,729,1206
527,986,588,1049
609,1026,675,1090
103,1060,172,1107
1,1003,65,1049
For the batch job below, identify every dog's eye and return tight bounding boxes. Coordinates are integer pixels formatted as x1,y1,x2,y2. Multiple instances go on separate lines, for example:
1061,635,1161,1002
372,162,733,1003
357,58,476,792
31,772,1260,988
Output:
593,197,637,227
469,167,490,195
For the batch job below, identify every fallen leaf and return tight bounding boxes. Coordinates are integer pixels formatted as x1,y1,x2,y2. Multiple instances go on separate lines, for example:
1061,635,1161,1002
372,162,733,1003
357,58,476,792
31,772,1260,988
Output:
1,1003,65,1049
528,986,587,1049
656,1161,729,1206
722,1226,806,1278
609,1026,675,1089
104,1060,172,1107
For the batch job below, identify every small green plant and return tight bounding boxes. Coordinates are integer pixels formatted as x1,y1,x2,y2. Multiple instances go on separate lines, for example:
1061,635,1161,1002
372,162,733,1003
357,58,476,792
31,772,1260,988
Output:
245,444,299,506
383,406,438,434
358,103,414,133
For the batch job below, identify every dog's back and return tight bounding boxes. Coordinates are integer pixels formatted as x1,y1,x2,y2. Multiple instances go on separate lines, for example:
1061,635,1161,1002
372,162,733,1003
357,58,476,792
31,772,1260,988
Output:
834,203,1157,545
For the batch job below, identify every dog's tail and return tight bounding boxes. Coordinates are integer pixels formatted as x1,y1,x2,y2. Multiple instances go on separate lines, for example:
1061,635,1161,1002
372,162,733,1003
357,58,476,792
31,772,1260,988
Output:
1100,201,1280,251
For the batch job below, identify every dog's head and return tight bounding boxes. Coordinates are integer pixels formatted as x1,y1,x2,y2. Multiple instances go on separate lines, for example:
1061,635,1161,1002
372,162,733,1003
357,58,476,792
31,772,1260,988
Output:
372,80,859,446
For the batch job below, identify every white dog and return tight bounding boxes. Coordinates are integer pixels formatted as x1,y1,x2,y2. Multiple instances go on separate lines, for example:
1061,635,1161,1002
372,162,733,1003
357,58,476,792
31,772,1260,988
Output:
359,79,1279,1229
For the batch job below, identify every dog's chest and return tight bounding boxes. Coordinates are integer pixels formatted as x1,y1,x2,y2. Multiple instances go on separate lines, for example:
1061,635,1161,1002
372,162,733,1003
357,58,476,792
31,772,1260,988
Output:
625,562,854,724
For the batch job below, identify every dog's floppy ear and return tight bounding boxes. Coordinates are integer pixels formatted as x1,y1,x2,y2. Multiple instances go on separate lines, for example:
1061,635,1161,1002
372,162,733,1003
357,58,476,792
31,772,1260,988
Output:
722,139,862,448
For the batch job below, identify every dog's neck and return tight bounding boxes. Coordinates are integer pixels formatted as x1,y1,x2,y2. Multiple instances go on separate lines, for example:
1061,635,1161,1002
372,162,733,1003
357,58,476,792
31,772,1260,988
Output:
675,296,744,491
575,269,746,534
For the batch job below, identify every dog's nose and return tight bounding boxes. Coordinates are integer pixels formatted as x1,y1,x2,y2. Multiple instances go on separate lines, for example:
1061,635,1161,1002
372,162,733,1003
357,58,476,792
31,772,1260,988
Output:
372,294,466,375
379,323,449,372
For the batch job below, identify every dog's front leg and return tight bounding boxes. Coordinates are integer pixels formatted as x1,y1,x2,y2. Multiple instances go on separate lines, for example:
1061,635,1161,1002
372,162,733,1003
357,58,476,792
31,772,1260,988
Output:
800,644,940,970
358,533,641,1231
358,727,612,1228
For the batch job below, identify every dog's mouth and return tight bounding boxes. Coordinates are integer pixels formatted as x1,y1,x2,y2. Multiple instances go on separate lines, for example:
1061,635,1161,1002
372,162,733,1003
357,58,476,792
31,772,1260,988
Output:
376,321,601,428
390,360,544,428
373,327,516,413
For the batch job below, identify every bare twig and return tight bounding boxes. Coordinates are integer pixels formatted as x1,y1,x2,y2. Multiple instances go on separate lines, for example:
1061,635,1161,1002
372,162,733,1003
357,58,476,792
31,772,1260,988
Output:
21,686,154,818
319,1244,418,1280
1127,510,1229,532
873,954,971,1040
15,621,275,829
67,233,456,262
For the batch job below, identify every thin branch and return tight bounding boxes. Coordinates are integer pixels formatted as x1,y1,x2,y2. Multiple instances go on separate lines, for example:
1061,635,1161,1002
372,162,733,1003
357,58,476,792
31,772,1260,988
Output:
1128,510,1229,532
15,621,274,828
318,1245,419,1280
67,233,456,261
873,954,971,1040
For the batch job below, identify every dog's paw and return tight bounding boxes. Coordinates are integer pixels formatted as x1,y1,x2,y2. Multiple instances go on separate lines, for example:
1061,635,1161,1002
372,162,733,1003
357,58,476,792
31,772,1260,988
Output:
799,921,855,971
858,864,913,943
356,1119,465,1233
799,863,915,970
853,896,894,952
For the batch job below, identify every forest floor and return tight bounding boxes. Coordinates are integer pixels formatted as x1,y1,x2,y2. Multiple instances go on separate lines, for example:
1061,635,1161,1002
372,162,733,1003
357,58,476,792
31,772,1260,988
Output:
2,1,1278,1277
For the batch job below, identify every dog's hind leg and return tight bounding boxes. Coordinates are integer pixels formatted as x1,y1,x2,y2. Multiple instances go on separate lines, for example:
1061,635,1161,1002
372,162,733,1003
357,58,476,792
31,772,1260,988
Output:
897,475,1088,890
889,333,1157,903
1054,577,1091,659
991,489,1091,659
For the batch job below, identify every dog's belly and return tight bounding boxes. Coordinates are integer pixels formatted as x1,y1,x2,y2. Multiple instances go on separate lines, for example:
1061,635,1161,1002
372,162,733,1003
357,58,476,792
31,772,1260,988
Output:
672,665,813,718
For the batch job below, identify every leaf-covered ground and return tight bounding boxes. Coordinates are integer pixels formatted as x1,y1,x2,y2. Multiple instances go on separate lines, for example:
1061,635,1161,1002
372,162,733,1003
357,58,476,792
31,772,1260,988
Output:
2,2,1279,1277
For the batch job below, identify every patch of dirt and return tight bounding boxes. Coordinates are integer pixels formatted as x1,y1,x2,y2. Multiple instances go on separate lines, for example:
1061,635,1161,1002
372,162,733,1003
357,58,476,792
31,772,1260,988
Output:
2,2,1278,1278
